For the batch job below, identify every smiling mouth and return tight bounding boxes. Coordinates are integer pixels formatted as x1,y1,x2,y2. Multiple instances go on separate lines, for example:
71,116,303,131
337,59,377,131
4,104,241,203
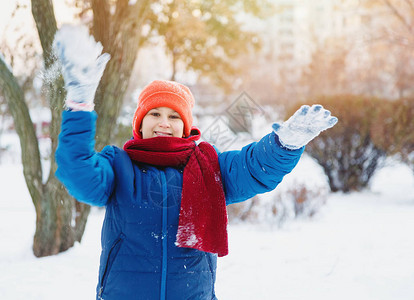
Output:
154,131,172,137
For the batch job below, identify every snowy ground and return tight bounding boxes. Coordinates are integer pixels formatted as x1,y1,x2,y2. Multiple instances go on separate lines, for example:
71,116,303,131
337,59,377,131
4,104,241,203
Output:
1,155,414,300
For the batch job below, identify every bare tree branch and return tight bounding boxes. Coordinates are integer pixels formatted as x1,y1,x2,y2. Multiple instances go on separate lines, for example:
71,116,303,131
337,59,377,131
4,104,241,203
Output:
382,0,414,35
403,0,414,17
31,0,58,68
31,0,65,182
0,58,43,206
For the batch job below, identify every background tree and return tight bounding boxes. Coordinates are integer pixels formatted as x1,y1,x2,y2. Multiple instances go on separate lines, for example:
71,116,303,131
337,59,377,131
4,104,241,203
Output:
360,0,414,98
0,0,268,257
147,0,264,91
300,37,349,99
1,0,155,257
364,0,414,42
288,95,387,193
371,97,414,171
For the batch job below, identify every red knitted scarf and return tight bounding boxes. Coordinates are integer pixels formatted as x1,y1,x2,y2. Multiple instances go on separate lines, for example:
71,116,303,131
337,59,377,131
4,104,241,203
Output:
123,131,228,257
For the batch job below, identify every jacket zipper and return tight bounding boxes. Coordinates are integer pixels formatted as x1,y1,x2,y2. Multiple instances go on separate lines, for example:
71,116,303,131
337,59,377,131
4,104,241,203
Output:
98,233,125,300
160,171,168,300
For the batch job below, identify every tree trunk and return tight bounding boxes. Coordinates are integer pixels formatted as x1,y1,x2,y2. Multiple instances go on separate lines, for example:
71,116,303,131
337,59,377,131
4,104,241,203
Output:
0,0,153,257
0,60,43,202
1,26,92,259
170,51,177,82
33,179,72,256
32,177,90,257
94,0,152,151
32,0,94,257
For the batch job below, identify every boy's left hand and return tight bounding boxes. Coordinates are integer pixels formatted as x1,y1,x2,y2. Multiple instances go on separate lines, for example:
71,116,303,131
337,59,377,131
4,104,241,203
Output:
272,104,338,150
53,25,110,111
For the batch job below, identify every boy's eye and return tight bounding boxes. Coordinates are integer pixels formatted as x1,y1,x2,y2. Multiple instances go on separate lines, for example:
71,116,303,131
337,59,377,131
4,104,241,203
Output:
170,115,180,119
150,112,160,117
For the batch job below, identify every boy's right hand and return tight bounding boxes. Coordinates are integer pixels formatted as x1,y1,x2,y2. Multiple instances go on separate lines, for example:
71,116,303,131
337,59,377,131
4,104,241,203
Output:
53,25,110,111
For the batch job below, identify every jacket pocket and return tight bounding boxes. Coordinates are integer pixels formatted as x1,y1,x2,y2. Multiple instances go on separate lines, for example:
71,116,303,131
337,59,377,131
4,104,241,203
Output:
98,233,125,299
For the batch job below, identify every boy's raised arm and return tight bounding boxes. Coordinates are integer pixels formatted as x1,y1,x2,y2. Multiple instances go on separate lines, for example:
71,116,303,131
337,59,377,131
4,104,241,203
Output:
218,105,337,205
54,25,114,206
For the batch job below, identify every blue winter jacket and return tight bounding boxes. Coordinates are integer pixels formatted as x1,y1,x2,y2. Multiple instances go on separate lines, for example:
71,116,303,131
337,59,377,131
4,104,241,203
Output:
55,111,304,300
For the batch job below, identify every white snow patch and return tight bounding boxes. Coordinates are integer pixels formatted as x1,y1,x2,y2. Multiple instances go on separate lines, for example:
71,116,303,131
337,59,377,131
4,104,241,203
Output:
151,232,160,240
0,52,13,73
215,173,220,182
41,57,62,87
176,223,200,247
184,234,198,247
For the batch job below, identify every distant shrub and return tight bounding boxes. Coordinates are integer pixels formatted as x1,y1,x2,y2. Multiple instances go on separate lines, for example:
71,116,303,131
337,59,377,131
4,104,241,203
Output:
227,196,260,223
226,184,327,226
287,95,387,192
288,183,327,217
270,182,328,227
371,98,414,171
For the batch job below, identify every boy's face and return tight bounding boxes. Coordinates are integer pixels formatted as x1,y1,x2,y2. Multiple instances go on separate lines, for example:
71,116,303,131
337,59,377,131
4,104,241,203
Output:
140,106,185,139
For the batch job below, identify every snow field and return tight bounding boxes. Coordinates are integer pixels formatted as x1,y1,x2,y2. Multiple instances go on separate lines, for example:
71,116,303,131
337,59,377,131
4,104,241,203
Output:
1,156,414,299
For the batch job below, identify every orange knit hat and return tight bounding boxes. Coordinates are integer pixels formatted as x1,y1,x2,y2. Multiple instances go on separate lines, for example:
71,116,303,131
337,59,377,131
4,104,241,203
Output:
132,80,195,139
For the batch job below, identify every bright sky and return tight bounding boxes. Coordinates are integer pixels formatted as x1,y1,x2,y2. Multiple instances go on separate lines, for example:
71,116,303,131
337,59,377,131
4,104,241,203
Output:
0,0,78,75
0,2,16,32
0,1,77,33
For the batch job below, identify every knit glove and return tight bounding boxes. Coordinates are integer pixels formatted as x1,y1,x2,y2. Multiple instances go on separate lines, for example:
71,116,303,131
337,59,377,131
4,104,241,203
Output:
272,104,338,150
53,25,110,111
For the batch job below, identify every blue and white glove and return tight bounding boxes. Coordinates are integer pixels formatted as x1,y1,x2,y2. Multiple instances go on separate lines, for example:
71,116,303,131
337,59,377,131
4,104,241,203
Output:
272,104,338,150
53,25,110,111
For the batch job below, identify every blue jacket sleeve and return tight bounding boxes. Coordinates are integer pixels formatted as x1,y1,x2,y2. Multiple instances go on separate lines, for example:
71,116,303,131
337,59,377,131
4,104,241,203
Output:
55,110,115,206
217,131,304,205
